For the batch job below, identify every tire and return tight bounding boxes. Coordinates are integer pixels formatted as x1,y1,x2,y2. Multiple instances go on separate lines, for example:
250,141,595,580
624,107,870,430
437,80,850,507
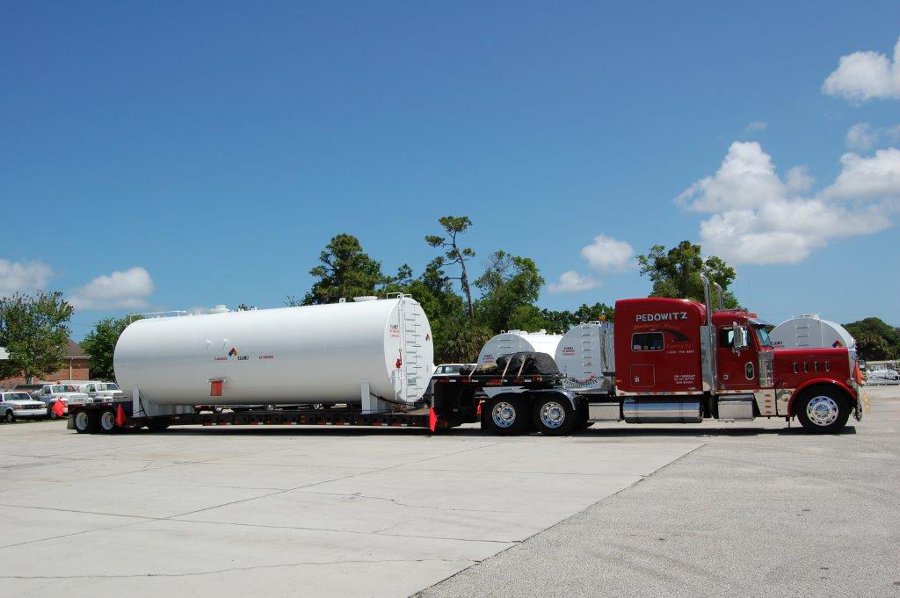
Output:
73,410,94,434
145,418,171,432
483,395,532,435
796,387,851,434
4,409,14,423
532,394,576,436
99,408,118,434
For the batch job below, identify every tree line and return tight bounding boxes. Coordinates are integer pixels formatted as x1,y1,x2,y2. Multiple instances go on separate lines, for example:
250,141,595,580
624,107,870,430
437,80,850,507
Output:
1,216,898,382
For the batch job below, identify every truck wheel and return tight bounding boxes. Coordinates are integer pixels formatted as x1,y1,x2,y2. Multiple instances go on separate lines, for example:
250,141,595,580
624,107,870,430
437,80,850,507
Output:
4,409,14,423
73,410,97,434
532,395,576,436
796,388,851,434
484,396,532,435
99,409,118,434
146,418,170,432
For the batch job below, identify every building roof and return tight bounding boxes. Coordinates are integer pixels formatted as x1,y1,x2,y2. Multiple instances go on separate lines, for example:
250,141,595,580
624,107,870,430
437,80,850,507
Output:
66,340,87,359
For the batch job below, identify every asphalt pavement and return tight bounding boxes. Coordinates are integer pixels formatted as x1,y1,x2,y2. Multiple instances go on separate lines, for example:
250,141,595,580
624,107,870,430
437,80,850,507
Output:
419,385,900,597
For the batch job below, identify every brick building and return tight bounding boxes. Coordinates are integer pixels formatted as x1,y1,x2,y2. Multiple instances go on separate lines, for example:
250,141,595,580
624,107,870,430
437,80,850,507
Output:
0,339,91,387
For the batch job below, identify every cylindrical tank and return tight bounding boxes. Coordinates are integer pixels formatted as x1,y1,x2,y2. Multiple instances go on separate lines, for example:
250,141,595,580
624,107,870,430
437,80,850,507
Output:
114,296,433,406
770,314,855,350
554,322,615,394
477,330,562,367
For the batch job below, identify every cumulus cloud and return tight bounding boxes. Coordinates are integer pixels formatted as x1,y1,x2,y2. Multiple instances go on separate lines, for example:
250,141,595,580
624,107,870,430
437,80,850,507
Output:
0,260,53,295
745,121,767,134
69,267,155,310
846,122,900,151
548,271,601,293
580,235,636,273
678,141,899,264
822,37,900,102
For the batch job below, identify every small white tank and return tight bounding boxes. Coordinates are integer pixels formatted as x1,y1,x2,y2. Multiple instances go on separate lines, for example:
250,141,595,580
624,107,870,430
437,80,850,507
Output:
477,330,563,366
554,322,615,394
770,314,855,350
114,296,433,407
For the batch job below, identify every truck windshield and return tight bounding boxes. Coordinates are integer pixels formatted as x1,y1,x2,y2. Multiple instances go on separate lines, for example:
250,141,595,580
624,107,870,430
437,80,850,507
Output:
755,326,773,347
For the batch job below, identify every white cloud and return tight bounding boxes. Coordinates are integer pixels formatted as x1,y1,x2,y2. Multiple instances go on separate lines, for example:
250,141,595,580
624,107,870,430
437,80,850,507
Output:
69,267,155,310
678,142,899,265
580,235,636,273
846,122,900,151
823,147,900,200
0,260,53,295
745,121,767,134
846,123,877,151
548,271,601,293
822,37,900,102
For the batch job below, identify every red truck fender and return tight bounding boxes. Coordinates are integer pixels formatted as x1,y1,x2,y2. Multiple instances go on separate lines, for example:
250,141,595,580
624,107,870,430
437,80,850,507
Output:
786,377,858,416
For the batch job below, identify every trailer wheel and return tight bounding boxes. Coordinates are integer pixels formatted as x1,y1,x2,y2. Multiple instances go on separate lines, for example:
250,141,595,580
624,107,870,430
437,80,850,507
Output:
484,395,532,435
73,410,97,434
99,408,118,434
533,395,576,436
145,418,170,432
4,409,14,423
796,388,851,434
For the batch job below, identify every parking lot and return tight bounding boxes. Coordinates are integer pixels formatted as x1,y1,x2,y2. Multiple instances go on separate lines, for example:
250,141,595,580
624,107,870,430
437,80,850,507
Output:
1,386,897,597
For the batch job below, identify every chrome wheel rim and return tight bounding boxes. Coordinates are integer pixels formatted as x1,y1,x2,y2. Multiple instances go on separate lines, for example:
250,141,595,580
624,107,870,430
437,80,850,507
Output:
807,395,839,427
491,402,517,428
539,401,566,429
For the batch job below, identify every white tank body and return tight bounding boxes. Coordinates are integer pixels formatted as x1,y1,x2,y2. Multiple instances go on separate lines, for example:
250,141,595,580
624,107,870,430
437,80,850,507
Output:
554,322,615,394
114,297,433,406
477,330,563,366
770,314,855,350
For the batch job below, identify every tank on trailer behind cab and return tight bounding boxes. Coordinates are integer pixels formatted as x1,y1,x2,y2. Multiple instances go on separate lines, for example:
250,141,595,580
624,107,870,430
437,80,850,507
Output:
477,330,563,367
114,296,433,412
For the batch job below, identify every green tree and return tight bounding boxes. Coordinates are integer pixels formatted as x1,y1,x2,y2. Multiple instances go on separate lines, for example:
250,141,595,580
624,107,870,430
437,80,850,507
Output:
540,303,615,334
81,316,137,380
474,251,545,333
435,314,493,363
637,241,738,307
303,234,387,305
426,216,476,318
854,332,891,361
0,291,74,382
844,317,900,360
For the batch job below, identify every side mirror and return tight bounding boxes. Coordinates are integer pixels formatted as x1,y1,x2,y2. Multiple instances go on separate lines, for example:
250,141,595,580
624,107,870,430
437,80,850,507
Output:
732,325,748,350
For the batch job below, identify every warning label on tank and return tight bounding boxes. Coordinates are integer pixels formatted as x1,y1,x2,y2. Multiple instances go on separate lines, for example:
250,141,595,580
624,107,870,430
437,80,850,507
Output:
389,324,400,337
561,346,575,356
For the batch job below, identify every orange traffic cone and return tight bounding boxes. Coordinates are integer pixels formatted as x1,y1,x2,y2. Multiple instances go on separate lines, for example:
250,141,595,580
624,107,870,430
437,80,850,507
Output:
428,408,438,433
115,404,126,427
51,400,65,418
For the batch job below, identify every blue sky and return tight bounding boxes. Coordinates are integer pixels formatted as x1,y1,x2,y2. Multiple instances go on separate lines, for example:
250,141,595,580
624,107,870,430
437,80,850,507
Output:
2,1,898,339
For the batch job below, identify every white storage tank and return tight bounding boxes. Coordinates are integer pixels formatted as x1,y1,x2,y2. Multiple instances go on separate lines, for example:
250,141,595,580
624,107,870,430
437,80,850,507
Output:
477,330,562,367
114,296,433,407
770,314,855,350
554,322,615,394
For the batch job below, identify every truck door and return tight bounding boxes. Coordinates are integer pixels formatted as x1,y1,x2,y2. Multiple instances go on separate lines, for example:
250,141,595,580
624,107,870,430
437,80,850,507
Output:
716,324,759,392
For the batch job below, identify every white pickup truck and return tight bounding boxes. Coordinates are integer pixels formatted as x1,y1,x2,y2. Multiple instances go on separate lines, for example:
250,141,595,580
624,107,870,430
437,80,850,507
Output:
0,390,47,422
31,384,90,419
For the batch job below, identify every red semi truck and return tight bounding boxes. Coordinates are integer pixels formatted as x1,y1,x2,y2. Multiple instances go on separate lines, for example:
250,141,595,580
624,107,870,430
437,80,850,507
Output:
435,276,863,435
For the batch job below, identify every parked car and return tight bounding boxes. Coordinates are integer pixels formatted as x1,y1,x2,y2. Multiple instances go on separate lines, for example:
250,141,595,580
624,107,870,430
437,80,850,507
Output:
433,363,475,376
29,384,90,419
0,390,47,422
68,381,125,403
